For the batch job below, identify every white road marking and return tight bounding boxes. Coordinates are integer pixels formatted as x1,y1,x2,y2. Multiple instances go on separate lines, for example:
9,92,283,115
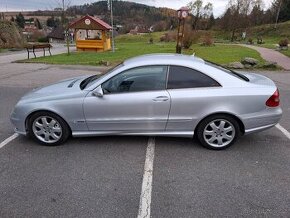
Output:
137,137,155,218
276,124,290,140
0,133,19,149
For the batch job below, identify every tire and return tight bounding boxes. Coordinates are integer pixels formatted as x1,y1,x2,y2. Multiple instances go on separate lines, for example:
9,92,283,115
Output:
27,112,71,146
196,115,241,150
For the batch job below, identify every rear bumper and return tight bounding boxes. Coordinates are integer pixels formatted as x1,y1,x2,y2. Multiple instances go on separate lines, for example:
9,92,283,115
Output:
245,124,276,134
242,107,282,134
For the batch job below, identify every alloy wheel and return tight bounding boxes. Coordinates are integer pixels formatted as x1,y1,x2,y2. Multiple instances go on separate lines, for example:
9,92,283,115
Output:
32,116,63,144
203,119,235,148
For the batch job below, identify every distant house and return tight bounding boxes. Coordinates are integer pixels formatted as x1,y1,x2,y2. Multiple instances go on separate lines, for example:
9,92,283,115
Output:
22,21,43,41
47,26,65,43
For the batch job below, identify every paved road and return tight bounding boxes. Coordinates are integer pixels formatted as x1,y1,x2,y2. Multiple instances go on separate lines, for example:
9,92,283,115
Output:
0,44,75,65
0,58,290,217
241,44,290,70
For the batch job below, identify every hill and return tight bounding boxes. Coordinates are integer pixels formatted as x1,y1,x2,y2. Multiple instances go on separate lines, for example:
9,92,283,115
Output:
67,1,177,33
247,20,290,38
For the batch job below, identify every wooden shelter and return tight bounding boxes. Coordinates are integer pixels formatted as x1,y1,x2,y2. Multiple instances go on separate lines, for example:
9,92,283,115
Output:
69,15,112,52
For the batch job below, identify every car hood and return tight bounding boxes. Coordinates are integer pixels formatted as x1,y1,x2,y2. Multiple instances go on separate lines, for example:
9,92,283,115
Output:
21,75,90,101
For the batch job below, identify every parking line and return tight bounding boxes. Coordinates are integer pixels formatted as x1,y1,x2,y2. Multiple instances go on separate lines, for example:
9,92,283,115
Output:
276,124,290,140
0,133,19,149
137,137,155,218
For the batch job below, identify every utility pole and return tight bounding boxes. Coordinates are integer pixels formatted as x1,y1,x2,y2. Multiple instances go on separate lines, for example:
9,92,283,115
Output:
62,0,70,55
110,0,115,52
275,0,283,29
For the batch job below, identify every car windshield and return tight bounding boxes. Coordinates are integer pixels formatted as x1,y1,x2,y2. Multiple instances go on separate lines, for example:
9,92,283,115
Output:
80,63,124,90
205,60,250,82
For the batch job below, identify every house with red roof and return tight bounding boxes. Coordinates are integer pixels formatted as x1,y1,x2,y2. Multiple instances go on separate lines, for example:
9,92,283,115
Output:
69,15,112,52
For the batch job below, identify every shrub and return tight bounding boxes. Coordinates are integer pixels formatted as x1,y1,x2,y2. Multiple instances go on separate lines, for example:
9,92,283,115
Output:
183,32,193,49
27,30,45,42
201,33,214,46
38,37,49,43
248,38,253,44
160,31,176,42
257,36,264,44
183,25,200,49
279,38,289,47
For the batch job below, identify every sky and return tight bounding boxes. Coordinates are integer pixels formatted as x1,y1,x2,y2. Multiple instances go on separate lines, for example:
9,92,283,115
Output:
0,0,273,17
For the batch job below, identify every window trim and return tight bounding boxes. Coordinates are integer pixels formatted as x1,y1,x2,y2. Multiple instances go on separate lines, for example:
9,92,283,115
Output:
166,65,222,90
100,65,169,95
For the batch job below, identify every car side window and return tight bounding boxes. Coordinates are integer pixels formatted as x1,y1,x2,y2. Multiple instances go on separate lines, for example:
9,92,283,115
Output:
167,66,221,89
102,66,168,94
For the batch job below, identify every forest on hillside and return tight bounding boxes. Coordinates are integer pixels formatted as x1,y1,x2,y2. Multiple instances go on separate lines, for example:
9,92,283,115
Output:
67,1,177,33
65,0,290,35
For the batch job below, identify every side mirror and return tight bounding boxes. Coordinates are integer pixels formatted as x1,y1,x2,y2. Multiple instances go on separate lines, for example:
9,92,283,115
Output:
92,86,104,97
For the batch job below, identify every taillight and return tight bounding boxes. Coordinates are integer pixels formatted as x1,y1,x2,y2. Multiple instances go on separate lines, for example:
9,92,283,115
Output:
266,89,280,107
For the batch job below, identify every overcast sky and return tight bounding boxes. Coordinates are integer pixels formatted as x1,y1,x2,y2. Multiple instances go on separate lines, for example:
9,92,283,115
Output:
0,0,273,17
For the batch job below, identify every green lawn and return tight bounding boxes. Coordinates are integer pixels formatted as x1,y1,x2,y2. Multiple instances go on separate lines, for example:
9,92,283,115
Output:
281,49,290,57
21,33,265,66
0,48,8,53
191,44,264,64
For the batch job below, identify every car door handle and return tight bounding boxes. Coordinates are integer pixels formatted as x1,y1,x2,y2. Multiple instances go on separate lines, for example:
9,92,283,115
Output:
153,96,169,102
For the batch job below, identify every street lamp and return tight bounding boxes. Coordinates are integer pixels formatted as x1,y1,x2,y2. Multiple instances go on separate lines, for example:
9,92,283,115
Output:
176,7,189,54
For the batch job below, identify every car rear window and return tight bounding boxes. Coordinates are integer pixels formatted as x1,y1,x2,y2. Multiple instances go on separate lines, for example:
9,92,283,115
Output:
205,61,250,82
167,65,221,89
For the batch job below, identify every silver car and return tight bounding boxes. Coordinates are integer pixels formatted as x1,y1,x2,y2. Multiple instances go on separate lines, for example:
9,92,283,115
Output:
10,54,282,150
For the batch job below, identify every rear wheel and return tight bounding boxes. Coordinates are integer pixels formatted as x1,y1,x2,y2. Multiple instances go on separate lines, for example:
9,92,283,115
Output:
196,115,240,150
28,112,70,146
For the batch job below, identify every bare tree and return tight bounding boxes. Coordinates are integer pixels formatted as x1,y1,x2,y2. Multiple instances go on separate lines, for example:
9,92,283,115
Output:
188,0,203,29
274,0,283,28
222,0,255,41
187,0,214,30
52,0,71,24
203,3,213,19
53,0,72,55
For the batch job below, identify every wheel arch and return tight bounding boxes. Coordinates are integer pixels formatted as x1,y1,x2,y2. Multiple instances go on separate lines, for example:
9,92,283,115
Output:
195,112,245,135
25,110,72,134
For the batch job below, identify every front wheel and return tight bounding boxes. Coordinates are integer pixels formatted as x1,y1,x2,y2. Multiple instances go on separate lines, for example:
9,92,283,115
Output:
28,112,70,146
196,115,240,150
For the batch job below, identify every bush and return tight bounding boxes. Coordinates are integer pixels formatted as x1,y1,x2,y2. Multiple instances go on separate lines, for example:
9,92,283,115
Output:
38,37,49,43
160,31,176,42
201,33,214,46
279,38,289,47
248,38,253,44
27,30,45,42
257,36,264,44
183,25,200,49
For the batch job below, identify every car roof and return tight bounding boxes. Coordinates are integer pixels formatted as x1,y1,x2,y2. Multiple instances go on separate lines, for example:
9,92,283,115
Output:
123,53,205,66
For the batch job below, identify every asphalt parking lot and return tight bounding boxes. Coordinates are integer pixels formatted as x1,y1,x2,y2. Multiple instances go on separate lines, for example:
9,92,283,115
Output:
0,61,290,217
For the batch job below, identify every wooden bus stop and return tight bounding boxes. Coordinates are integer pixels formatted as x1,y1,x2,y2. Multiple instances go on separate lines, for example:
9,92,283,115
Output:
69,15,112,52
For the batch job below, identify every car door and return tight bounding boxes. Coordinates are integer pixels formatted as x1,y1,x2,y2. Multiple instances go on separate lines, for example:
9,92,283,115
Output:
166,65,221,132
83,65,171,131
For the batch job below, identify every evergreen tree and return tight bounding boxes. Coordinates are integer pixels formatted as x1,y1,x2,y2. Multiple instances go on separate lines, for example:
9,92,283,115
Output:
15,13,25,28
35,18,42,29
279,0,290,22
47,16,60,27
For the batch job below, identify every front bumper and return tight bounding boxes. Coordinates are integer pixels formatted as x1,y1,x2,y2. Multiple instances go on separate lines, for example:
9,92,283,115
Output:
10,113,27,136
